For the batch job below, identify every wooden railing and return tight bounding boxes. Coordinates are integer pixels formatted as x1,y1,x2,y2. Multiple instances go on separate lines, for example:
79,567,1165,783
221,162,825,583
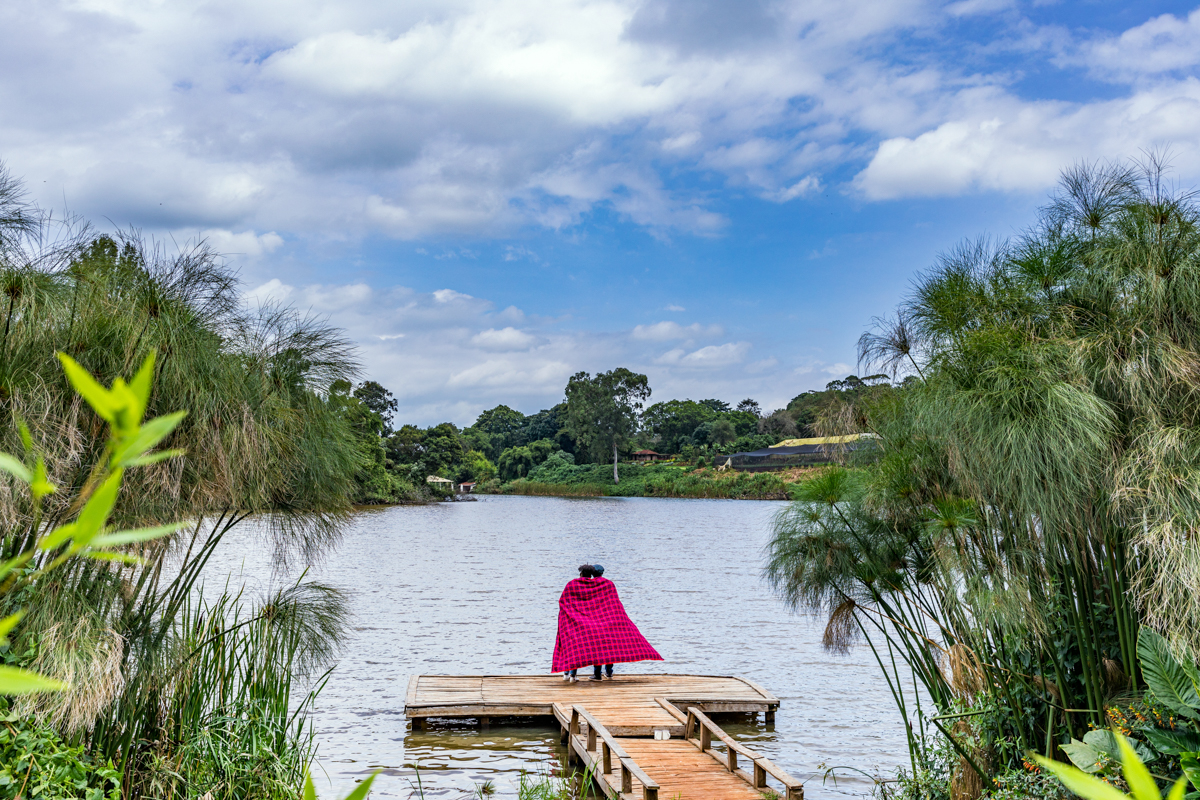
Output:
570,705,660,800
683,705,803,800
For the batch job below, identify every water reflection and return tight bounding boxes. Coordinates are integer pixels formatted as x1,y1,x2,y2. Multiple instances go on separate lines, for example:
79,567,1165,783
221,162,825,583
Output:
204,496,906,798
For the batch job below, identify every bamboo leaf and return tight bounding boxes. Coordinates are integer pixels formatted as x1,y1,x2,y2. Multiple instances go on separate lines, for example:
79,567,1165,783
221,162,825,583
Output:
89,521,189,548
56,352,117,422
128,351,156,421
112,411,187,467
122,448,185,468
1119,734,1163,800
340,772,379,800
1034,755,1132,800
0,453,31,483
38,522,77,552
0,665,67,695
304,773,317,800
82,551,144,564
1139,628,1200,720
0,612,21,644
30,457,55,499
70,470,123,548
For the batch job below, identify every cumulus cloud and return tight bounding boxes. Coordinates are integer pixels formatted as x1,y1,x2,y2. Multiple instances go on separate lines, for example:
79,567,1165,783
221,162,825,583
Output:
471,327,538,350
238,277,830,424
855,83,1200,199
631,321,723,341
1077,9,1200,82
10,0,1195,241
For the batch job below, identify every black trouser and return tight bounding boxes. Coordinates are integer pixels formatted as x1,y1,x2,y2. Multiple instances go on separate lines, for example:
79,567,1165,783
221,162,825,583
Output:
568,665,614,678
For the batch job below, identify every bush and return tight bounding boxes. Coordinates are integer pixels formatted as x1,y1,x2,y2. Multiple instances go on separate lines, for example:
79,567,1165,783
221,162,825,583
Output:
0,712,121,800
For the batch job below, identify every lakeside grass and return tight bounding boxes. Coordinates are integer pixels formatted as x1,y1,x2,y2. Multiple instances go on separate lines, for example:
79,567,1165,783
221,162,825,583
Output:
493,463,824,499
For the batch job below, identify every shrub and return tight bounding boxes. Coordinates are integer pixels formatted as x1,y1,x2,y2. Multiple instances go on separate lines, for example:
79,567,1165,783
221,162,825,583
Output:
0,711,121,800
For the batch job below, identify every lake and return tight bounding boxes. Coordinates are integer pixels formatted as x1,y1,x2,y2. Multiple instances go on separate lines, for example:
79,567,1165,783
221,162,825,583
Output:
206,495,909,798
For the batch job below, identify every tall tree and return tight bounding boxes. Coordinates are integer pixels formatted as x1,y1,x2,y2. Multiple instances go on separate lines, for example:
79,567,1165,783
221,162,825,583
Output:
563,368,650,483
353,380,397,429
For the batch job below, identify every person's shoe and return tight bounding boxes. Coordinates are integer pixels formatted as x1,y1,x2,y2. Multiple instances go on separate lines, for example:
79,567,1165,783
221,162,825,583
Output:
563,672,572,681
589,675,604,682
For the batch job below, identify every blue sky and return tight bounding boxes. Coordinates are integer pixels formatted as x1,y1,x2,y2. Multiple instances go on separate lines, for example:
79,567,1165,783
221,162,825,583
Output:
3,0,1200,425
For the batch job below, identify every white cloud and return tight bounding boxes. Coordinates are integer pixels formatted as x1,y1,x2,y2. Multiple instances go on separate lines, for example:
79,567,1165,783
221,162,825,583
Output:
631,320,723,341
235,276,822,424
678,342,751,367
664,304,685,312
855,83,1200,199
471,327,537,350
1078,9,1200,82
20,0,1192,238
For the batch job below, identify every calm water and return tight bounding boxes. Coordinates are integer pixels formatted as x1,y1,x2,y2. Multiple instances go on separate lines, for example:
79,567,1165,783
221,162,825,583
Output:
205,495,908,798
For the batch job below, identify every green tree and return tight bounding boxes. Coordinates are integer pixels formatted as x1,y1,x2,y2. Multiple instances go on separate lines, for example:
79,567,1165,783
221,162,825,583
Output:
353,380,397,430
564,368,650,483
497,445,535,481
710,417,736,447
736,398,761,416
641,399,715,454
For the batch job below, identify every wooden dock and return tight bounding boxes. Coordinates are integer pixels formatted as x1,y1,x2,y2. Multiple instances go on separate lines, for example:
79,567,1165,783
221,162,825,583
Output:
406,674,802,799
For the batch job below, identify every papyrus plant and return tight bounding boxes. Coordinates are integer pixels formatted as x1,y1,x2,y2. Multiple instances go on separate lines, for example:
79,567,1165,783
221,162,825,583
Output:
0,351,187,695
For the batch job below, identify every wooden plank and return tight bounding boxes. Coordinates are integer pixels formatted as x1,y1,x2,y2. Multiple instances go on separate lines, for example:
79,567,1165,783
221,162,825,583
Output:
736,675,780,703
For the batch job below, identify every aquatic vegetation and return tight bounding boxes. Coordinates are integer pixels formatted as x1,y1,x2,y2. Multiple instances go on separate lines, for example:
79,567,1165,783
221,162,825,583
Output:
0,169,361,796
768,155,1200,797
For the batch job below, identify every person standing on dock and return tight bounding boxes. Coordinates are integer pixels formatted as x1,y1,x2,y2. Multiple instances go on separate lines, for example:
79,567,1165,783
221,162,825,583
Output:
553,563,662,682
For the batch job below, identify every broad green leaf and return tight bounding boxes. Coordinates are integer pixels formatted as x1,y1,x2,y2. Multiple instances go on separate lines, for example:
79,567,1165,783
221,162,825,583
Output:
0,453,31,483
1119,734,1162,800
57,352,116,423
1139,628,1200,720
1064,738,1108,773
303,772,317,800
341,772,379,800
89,521,189,548
1167,777,1188,800
111,411,187,467
1182,753,1200,792
1144,728,1200,756
1034,754,1132,800
122,448,185,468
1086,730,1156,764
0,665,67,695
70,470,123,547
0,612,21,644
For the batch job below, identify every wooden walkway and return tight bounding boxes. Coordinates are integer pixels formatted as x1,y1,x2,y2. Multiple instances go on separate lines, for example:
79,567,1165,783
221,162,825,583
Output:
406,675,802,799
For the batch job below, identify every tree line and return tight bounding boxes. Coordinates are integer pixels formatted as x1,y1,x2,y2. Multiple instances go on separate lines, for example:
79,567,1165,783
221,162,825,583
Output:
337,368,892,496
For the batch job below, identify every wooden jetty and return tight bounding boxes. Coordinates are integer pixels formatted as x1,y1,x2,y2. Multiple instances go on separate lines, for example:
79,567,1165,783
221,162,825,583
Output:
406,674,803,799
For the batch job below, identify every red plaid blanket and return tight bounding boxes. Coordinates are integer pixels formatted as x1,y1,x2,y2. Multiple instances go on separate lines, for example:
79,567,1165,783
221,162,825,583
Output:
551,577,662,672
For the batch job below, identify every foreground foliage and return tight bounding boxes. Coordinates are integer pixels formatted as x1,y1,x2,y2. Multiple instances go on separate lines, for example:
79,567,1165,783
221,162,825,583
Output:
768,156,1200,797
0,163,355,796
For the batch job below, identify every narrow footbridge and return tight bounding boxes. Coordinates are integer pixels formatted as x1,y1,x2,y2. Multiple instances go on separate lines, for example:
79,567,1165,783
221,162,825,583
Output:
405,675,803,799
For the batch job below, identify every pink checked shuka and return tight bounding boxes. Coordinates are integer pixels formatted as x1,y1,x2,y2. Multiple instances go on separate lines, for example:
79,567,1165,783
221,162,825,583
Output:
552,577,662,672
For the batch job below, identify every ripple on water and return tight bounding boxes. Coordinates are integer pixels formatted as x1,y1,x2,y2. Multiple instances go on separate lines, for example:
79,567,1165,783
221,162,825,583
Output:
201,495,908,798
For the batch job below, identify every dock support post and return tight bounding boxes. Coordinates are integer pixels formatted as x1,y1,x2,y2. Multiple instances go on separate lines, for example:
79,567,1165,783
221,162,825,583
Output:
411,717,425,731
480,717,490,730
765,707,776,725
754,762,767,788
601,742,612,775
